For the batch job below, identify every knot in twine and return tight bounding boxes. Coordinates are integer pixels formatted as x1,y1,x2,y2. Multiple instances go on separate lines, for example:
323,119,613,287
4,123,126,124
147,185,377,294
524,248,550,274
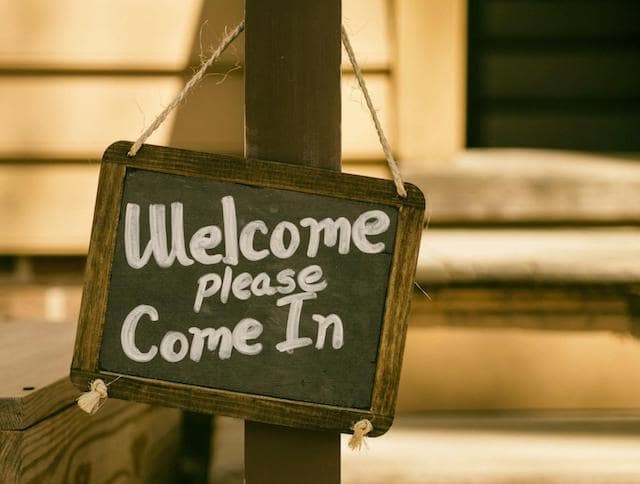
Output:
77,379,110,415
76,378,109,415
348,419,374,451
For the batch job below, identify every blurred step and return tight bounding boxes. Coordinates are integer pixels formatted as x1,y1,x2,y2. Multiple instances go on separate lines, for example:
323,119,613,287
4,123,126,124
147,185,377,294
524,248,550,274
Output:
408,149,640,225
342,412,640,483
209,412,640,483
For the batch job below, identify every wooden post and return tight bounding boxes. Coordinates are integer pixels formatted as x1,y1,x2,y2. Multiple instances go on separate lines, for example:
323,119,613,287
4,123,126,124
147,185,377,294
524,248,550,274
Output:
244,1,342,483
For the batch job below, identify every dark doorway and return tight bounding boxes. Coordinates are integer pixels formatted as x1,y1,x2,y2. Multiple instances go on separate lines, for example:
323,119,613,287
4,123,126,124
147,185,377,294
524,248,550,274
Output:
466,0,640,152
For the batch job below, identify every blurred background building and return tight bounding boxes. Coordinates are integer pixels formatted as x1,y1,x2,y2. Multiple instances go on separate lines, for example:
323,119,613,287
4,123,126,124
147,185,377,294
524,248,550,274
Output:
1,1,640,482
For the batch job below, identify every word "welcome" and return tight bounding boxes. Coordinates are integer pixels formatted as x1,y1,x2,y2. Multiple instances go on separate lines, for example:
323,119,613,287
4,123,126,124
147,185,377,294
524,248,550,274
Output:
124,196,391,269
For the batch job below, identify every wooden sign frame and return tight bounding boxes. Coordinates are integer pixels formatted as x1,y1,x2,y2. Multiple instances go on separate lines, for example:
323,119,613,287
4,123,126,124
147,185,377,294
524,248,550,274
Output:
70,141,424,436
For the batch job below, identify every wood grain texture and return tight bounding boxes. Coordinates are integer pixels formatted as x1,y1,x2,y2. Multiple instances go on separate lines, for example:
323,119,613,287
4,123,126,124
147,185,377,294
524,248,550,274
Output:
244,423,340,484
71,161,125,373
71,368,389,436
101,142,423,208
244,4,344,480
0,400,181,484
0,321,77,430
371,204,425,418
70,141,424,435
245,1,341,168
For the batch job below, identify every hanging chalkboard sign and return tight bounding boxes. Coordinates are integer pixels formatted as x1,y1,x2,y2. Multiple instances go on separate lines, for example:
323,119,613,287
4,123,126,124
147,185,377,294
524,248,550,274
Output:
71,141,425,435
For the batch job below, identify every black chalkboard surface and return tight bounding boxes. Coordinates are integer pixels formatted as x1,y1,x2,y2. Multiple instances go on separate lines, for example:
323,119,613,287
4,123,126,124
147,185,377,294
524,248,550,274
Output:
71,141,425,435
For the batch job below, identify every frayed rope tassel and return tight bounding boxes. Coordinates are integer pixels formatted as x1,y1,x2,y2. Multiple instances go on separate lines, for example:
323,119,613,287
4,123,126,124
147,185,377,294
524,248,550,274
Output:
77,377,121,415
77,379,108,414
348,419,373,451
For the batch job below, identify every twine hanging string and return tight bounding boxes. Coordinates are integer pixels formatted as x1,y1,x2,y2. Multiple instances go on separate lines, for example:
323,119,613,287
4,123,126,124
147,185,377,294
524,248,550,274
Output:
126,21,406,198
341,25,407,198
127,20,246,157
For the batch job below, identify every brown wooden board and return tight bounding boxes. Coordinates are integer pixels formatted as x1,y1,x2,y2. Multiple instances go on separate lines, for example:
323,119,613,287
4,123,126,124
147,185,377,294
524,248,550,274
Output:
1,399,181,483
71,141,424,435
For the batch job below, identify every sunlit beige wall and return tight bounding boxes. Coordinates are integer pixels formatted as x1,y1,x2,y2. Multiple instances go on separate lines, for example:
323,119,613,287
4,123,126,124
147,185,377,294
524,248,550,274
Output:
394,0,468,169
0,0,394,254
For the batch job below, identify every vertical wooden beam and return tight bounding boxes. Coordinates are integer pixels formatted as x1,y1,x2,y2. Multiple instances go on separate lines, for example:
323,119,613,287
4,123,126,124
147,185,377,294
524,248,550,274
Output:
245,422,340,484
177,412,213,484
245,0,341,170
244,1,342,483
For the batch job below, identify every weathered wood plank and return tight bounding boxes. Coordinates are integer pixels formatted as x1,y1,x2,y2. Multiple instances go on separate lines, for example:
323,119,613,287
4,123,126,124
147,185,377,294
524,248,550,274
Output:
243,2,342,482
0,321,77,430
245,3,341,168
72,161,125,372
371,203,424,417
0,400,181,483
71,367,391,436
0,318,183,482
